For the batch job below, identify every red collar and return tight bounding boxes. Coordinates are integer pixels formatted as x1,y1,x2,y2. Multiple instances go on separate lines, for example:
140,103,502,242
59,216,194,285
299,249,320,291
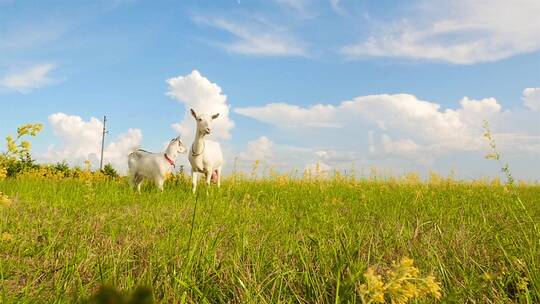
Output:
164,154,175,168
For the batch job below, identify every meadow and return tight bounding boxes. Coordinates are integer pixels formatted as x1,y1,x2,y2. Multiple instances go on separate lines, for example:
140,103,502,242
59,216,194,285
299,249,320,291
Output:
1,172,539,303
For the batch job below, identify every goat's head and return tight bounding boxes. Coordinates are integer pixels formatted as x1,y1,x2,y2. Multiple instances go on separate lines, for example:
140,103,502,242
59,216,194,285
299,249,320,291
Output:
170,136,187,154
191,108,219,136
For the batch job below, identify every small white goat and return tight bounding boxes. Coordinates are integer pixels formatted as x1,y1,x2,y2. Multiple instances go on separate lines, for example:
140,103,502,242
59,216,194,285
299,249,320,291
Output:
128,136,187,192
188,108,223,193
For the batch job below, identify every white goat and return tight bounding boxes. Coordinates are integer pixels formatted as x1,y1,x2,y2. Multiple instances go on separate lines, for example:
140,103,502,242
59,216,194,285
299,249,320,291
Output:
128,136,187,192
188,108,223,193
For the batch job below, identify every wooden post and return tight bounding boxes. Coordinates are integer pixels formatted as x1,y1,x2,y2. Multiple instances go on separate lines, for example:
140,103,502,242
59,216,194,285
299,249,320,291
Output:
99,115,107,171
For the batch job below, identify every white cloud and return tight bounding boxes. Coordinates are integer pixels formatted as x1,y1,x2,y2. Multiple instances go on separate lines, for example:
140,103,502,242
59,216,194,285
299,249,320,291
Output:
166,70,234,144
239,136,274,161
381,135,421,156
275,0,307,12
523,88,540,111
235,90,540,168
234,136,299,173
0,63,56,93
313,149,358,164
273,0,317,18
235,103,339,128
368,134,435,166
232,136,364,176
341,0,540,64
43,113,142,173
193,16,307,57
103,128,143,168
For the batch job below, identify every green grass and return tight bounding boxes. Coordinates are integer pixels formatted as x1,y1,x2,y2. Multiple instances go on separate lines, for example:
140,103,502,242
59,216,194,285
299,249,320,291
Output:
1,177,539,303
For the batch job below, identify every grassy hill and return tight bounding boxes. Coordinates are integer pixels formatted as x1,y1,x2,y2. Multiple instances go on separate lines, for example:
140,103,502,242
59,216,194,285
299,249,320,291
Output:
1,176,539,303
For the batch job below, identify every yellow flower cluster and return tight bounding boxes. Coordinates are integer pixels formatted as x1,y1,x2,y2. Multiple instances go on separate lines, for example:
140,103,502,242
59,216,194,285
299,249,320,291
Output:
516,276,529,293
19,167,67,180
358,268,385,303
17,123,43,137
357,257,442,304
14,161,112,182
0,165,7,180
251,159,261,178
0,192,12,207
78,169,107,182
1,232,13,242
5,123,43,160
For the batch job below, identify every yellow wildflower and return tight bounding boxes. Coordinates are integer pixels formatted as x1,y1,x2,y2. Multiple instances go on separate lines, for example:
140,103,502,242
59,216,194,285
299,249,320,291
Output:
0,192,12,207
484,153,498,159
251,160,261,178
357,267,385,303
30,123,43,135
20,140,31,150
1,232,13,242
6,136,18,153
357,257,443,303
84,159,92,171
516,276,529,292
481,272,494,282
423,275,442,299
0,166,7,179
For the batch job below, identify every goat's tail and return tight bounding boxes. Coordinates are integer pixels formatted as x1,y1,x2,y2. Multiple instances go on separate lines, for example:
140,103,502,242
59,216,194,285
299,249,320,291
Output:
127,149,147,186
128,152,135,171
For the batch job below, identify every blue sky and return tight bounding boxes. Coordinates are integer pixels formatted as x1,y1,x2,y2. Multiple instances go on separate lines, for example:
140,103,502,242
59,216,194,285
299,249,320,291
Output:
1,0,539,180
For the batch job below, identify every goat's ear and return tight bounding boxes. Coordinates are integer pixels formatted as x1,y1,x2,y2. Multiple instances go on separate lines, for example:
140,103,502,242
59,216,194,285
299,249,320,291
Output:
211,113,220,120
190,108,197,118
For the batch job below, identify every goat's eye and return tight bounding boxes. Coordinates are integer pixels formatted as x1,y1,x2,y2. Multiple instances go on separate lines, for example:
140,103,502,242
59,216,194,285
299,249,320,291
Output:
198,118,202,121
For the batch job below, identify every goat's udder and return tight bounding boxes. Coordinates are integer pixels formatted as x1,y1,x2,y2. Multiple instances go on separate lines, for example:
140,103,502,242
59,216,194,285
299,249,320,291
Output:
211,170,218,183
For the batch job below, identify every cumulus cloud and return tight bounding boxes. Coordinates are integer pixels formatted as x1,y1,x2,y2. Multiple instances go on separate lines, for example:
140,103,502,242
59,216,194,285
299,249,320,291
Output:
523,88,540,111
368,134,435,166
233,136,307,174
166,70,234,144
0,63,56,93
43,113,142,173
192,16,307,57
341,0,540,64
232,136,364,176
235,103,339,128
239,136,274,161
235,90,540,169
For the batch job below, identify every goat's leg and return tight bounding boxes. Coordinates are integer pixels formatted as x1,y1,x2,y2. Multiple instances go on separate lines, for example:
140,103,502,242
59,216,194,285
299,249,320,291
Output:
205,167,213,186
132,173,143,193
191,171,198,194
128,170,136,189
155,176,164,192
216,166,222,188
136,177,143,194
204,168,213,196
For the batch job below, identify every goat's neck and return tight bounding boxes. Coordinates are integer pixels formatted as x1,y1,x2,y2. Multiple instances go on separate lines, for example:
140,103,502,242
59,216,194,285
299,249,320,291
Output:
192,132,206,155
164,144,177,160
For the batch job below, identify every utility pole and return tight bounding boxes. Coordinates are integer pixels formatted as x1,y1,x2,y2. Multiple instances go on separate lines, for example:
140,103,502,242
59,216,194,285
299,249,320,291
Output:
99,115,107,171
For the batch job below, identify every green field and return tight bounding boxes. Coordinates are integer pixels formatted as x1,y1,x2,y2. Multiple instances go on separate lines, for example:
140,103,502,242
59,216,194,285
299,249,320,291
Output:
1,176,539,303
